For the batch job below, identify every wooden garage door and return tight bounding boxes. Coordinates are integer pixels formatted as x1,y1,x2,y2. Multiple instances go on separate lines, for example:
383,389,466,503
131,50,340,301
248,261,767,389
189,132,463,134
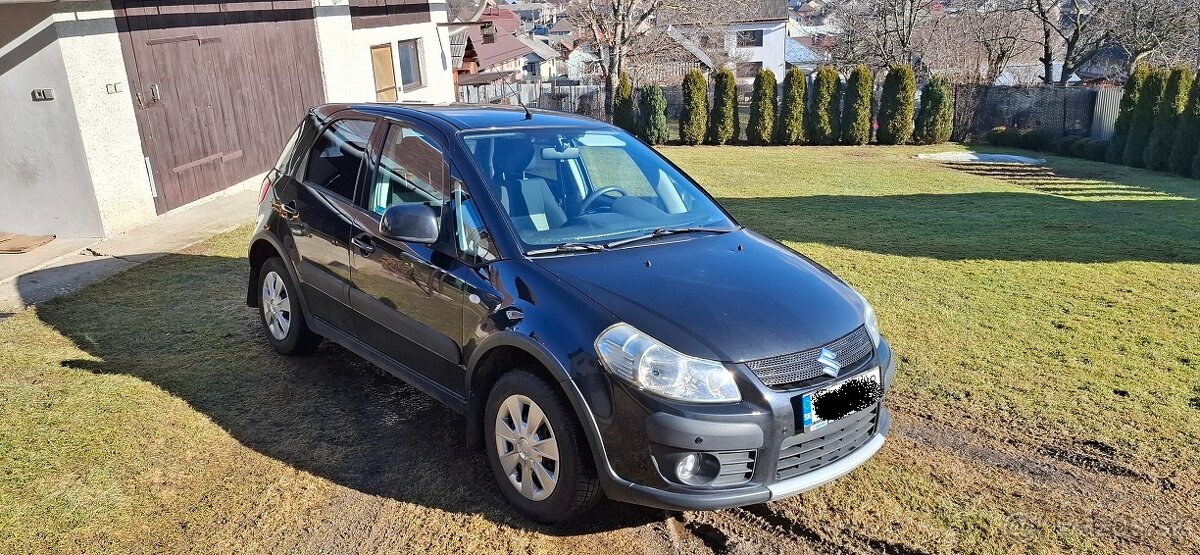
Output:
115,1,325,214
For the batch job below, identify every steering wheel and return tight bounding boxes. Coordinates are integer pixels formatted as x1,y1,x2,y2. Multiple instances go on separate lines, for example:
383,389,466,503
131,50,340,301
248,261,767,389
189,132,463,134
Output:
578,186,629,214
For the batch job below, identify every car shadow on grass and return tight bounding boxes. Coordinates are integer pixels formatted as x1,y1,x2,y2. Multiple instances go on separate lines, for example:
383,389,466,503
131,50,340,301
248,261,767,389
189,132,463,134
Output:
719,190,1199,263
21,254,661,537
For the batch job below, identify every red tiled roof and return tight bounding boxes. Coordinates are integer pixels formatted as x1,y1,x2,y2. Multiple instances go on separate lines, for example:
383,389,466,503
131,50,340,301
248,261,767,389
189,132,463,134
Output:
468,23,534,69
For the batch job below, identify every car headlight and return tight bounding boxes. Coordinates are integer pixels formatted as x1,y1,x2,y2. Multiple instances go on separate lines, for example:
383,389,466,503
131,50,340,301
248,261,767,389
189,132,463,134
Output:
854,290,882,348
594,323,741,403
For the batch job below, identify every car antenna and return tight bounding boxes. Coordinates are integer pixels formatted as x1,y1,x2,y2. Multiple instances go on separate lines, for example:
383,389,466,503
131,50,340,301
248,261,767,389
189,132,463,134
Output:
504,76,533,120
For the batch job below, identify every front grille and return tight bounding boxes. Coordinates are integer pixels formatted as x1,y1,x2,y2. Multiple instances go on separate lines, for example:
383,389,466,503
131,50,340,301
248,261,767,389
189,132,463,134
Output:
776,403,878,480
746,326,874,388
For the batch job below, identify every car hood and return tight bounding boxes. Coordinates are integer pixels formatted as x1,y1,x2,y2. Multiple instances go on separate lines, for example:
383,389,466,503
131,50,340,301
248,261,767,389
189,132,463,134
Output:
531,229,866,363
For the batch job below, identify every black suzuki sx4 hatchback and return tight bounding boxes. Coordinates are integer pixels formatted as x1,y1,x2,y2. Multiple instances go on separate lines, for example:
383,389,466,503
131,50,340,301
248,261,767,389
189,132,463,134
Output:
247,103,894,523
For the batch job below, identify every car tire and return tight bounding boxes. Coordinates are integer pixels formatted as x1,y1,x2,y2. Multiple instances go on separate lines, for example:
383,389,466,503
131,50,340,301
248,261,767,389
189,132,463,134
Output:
484,369,601,524
257,257,321,356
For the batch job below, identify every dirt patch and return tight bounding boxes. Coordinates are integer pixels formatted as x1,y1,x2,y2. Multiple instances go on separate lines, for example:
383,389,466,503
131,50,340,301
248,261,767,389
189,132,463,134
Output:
940,162,1189,200
1039,444,1144,479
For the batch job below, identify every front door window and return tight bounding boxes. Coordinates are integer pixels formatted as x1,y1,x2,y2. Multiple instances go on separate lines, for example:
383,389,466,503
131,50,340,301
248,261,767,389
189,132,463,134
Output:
368,123,448,215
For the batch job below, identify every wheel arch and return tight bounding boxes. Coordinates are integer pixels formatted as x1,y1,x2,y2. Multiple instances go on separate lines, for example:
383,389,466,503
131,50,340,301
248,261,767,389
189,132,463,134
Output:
247,237,282,307
465,333,610,479
246,234,311,327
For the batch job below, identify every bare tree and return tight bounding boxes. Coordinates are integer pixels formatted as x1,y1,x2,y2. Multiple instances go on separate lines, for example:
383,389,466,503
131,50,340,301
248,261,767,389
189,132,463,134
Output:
565,0,752,114
1023,0,1112,85
967,2,1042,84
1105,0,1197,73
829,0,939,71
565,0,659,114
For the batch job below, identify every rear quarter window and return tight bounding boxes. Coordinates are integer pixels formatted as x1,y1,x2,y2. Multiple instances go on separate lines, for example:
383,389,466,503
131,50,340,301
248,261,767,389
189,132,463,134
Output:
276,113,320,177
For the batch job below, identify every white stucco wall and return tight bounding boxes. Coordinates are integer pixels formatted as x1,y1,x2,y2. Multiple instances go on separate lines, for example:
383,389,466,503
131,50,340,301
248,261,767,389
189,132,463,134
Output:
731,21,787,83
52,1,156,236
0,3,106,238
313,0,456,104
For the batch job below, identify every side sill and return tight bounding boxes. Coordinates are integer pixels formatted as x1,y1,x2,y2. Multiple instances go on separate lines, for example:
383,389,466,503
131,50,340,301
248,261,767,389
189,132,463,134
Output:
308,316,469,414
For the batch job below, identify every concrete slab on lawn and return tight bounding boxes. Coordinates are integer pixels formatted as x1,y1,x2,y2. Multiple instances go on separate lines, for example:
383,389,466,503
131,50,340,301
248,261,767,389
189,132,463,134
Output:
0,180,259,315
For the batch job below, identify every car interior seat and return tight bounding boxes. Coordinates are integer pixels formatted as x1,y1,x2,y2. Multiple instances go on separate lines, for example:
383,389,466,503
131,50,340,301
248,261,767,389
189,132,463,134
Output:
494,138,568,232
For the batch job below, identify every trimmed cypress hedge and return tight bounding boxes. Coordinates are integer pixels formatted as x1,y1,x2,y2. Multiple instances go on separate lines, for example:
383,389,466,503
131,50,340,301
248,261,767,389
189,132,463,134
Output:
612,72,636,134
877,64,916,145
840,65,873,145
1169,77,1200,177
707,68,737,145
1144,66,1194,171
1194,145,1200,179
1107,65,1148,164
914,75,954,145
733,85,742,143
808,66,841,145
637,84,669,145
775,68,807,145
679,69,708,146
1123,68,1167,168
746,69,777,145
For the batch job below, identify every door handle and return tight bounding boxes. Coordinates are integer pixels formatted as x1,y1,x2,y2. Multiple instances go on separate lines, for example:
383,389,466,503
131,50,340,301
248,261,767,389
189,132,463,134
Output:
275,201,305,236
277,201,299,219
351,236,375,255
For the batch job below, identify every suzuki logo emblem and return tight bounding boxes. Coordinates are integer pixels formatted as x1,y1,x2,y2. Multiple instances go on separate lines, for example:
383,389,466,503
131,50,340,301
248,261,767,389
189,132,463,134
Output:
817,348,841,377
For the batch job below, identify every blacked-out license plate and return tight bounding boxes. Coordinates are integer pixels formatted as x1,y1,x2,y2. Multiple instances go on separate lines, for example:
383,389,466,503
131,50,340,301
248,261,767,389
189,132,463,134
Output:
798,367,881,432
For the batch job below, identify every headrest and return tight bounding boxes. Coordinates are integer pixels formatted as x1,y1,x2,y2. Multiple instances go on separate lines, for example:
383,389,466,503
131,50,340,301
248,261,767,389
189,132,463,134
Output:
495,137,536,180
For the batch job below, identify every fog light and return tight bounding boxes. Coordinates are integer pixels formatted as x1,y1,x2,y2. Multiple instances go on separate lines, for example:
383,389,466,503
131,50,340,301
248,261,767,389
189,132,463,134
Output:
676,453,700,481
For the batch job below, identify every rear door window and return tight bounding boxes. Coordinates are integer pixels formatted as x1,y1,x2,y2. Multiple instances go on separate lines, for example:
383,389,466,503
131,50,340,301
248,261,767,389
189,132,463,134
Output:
303,118,375,199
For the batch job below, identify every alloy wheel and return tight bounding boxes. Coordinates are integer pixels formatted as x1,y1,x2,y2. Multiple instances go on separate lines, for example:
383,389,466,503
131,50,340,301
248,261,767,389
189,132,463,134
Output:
261,270,292,340
494,394,560,501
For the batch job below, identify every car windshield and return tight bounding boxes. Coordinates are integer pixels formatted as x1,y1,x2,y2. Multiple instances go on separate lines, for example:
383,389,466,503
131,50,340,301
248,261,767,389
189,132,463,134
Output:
461,128,736,251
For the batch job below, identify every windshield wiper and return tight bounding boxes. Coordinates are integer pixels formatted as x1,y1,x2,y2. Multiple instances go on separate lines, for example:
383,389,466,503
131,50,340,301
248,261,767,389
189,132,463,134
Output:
525,242,607,256
604,226,735,249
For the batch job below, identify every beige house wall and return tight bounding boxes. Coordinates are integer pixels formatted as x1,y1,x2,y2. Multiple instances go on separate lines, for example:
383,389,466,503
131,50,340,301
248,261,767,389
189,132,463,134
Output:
313,0,456,104
53,1,157,236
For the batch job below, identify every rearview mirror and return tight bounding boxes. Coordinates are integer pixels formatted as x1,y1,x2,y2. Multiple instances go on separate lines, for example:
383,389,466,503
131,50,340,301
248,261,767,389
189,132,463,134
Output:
541,146,581,160
379,203,439,244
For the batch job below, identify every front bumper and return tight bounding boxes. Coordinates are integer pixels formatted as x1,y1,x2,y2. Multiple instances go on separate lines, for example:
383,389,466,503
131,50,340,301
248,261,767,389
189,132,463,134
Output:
595,340,895,511
603,406,890,511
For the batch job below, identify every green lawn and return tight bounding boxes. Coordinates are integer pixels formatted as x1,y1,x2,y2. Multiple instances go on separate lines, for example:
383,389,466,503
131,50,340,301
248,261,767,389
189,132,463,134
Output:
1,144,1197,554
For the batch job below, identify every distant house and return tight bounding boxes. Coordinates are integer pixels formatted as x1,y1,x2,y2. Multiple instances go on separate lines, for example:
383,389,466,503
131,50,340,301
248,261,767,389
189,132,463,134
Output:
785,37,828,73
496,1,561,29
663,0,789,83
564,46,601,82
0,0,455,240
792,0,830,23
547,18,575,38
456,12,539,101
513,33,562,81
995,63,1081,86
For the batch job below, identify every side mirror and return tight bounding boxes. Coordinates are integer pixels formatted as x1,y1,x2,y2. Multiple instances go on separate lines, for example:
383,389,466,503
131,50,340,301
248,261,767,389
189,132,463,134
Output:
379,203,439,244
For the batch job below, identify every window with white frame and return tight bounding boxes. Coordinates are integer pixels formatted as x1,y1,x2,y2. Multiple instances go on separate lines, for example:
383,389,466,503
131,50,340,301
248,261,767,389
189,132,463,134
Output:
397,39,424,89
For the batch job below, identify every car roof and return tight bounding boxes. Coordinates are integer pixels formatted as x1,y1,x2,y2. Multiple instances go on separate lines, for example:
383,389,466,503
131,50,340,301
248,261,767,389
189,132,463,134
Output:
315,102,610,133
